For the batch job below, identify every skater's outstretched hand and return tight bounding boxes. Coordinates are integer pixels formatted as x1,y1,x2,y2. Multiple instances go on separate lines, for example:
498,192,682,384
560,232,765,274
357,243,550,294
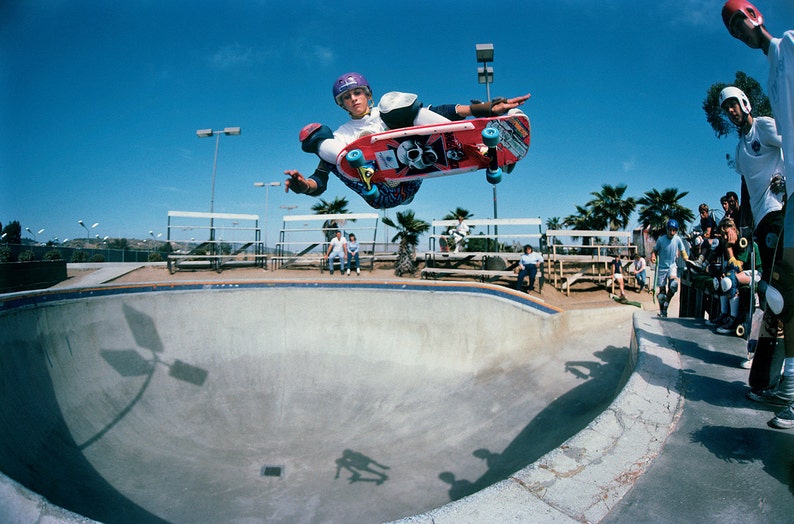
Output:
284,169,315,194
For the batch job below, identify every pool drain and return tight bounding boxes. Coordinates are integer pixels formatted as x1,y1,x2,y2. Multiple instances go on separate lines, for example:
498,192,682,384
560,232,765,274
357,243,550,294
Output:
261,465,284,478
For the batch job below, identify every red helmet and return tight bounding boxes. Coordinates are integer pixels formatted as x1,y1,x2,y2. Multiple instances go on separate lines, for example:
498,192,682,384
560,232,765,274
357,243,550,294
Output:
722,0,764,37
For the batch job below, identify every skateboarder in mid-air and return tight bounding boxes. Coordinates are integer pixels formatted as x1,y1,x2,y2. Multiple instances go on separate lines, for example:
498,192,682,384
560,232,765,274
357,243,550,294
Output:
284,72,530,208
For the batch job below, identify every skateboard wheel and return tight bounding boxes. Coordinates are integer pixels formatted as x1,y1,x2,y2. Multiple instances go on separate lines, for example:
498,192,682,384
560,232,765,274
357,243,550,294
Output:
362,185,379,200
735,324,746,337
482,127,500,147
486,168,502,184
738,237,748,249
346,149,365,168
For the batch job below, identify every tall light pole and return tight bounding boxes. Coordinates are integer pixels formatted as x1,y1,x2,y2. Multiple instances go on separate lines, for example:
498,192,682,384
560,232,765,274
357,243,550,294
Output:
26,227,44,245
78,221,99,249
476,43,498,250
197,126,241,249
280,205,297,215
254,181,281,252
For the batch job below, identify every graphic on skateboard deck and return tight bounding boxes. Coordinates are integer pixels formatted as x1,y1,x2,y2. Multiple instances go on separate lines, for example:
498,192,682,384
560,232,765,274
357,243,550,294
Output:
338,114,530,200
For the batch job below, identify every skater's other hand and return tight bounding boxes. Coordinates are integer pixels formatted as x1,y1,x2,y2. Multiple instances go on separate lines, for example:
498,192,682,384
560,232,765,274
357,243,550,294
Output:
491,94,531,115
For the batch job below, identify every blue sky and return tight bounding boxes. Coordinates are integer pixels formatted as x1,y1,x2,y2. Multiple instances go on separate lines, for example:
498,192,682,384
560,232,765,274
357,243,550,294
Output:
2,0,793,247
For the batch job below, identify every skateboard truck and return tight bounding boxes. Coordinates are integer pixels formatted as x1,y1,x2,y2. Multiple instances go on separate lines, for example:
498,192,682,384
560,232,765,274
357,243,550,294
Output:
346,149,379,200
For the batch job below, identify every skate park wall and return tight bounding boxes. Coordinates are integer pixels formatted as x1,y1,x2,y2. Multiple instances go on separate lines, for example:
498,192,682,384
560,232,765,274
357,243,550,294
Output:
0,281,635,523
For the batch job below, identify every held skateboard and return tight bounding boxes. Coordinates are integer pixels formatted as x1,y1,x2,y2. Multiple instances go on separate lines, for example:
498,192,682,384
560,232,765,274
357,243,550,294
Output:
610,293,642,308
338,114,531,201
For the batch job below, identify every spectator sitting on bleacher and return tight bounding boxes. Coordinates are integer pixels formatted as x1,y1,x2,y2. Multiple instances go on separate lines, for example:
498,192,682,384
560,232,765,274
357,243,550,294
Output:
450,217,470,253
631,254,648,293
326,230,347,275
516,244,543,293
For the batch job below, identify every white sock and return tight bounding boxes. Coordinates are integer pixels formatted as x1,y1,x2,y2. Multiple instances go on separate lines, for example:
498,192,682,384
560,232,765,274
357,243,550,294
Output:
784,357,794,376
729,295,739,318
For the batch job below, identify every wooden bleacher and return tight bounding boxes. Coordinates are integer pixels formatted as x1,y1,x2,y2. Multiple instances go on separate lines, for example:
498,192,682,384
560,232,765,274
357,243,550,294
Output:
545,230,638,295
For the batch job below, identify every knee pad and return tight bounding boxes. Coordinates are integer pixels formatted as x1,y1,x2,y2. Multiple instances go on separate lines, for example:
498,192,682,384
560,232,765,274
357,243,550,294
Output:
669,279,679,294
769,258,794,321
379,91,422,129
299,123,334,154
720,276,733,293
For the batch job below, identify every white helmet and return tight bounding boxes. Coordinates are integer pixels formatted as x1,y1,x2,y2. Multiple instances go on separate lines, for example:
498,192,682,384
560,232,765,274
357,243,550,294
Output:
719,86,752,114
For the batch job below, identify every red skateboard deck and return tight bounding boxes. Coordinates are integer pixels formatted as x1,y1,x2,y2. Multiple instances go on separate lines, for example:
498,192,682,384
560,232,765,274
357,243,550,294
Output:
337,114,530,186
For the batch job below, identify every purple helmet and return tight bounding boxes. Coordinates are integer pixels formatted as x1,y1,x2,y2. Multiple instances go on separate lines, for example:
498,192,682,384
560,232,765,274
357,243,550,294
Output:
332,72,371,106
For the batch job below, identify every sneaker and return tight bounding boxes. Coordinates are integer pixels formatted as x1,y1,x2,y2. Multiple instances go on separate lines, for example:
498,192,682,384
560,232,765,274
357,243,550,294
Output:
716,316,736,334
658,310,667,318
769,404,794,429
686,258,705,272
346,269,350,276
740,358,753,369
747,388,792,406
356,268,360,275
705,313,728,327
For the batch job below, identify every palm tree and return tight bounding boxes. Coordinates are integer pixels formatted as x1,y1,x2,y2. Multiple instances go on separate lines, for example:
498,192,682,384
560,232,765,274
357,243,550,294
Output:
381,210,430,276
637,188,695,238
544,216,563,253
311,196,351,242
545,217,562,230
563,204,600,246
586,183,636,232
586,183,636,248
443,207,474,222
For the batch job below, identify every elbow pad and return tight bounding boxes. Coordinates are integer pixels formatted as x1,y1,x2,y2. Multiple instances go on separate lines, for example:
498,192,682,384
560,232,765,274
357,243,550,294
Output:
299,123,334,154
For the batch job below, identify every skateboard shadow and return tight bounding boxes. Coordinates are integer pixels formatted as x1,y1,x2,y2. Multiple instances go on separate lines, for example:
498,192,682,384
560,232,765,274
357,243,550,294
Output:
334,449,390,485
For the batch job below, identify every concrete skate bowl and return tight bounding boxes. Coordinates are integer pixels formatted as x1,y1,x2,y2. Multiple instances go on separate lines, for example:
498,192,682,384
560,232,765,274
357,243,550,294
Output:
0,280,636,523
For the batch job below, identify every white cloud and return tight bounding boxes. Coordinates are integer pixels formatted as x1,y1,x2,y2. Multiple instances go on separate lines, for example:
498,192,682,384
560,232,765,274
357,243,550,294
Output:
209,43,261,69
622,156,637,172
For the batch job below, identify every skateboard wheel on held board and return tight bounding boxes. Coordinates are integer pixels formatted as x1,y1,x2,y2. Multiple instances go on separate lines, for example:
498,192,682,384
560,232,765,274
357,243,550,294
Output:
735,324,746,337
362,185,379,200
346,149,365,168
486,168,502,184
482,127,500,147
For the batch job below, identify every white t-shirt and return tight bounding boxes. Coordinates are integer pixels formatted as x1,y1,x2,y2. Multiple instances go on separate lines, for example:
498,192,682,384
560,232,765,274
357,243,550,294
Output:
768,31,794,197
734,116,785,225
328,236,347,254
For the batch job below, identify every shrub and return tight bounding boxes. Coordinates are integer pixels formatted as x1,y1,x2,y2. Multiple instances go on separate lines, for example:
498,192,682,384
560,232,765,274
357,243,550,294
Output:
17,249,36,262
43,249,63,261
71,251,89,263
90,254,106,263
0,245,11,263
148,253,164,262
